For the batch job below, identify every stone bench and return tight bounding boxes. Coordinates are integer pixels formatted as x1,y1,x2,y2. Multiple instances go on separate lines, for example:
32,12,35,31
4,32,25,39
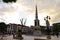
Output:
34,39,47,40
34,37,47,40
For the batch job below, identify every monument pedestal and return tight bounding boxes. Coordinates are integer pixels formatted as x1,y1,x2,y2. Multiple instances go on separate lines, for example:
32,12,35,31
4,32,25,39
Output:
17,33,23,39
13,33,23,40
47,35,51,40
33,30,41,36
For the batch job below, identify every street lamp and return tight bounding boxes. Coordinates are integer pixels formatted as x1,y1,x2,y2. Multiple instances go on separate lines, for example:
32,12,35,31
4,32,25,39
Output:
44,16,51,39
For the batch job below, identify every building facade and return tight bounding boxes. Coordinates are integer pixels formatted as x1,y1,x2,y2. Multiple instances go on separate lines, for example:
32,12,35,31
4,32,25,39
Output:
7,23,18,34
7,23,30,34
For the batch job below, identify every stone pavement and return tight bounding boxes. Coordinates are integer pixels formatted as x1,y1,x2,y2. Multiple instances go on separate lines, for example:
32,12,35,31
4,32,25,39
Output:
0,35,47,40
0,35,60,40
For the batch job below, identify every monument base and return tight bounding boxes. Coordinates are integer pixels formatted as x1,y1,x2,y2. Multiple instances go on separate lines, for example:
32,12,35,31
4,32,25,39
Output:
47,35,51,39
33,30,41,36
13,34,23,39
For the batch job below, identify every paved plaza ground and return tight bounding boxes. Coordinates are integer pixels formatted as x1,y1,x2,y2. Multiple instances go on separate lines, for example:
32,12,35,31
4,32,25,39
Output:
0,35,60,40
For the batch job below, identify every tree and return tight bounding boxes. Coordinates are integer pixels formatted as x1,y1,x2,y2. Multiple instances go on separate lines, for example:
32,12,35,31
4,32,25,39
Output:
52,23,60,37
0,22,7,34
2,0,17,3
0,22,7,39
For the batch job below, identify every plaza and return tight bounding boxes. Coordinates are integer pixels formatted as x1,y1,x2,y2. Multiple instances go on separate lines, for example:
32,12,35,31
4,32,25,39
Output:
0,35,60,40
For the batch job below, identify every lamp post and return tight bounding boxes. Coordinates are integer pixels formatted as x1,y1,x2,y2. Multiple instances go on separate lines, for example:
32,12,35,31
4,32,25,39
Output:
44,16,51,39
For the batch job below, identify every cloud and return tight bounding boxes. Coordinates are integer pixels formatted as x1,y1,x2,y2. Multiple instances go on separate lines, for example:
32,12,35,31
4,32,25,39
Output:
0,0,28,24
0,1,16,15
0,0,60,26
20,0,60,25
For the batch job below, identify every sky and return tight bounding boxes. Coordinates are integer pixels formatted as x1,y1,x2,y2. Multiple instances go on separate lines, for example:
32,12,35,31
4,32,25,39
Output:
0,0,60,26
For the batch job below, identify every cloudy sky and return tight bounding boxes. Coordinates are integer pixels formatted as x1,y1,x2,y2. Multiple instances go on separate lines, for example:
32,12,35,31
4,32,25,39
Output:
0,0,60,26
